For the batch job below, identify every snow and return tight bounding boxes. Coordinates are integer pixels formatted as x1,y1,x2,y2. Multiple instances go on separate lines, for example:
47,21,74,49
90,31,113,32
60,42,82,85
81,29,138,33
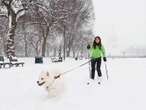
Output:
0,58,146,110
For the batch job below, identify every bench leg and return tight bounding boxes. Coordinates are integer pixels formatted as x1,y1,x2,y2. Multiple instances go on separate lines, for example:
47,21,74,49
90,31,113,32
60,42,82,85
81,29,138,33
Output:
9,64,13,68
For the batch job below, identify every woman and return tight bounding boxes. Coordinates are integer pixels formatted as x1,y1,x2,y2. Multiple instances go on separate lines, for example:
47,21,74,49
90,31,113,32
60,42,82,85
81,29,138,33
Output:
87,36,107,83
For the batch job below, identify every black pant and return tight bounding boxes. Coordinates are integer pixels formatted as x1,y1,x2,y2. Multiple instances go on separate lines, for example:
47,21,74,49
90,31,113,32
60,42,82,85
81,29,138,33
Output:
90,57,102,79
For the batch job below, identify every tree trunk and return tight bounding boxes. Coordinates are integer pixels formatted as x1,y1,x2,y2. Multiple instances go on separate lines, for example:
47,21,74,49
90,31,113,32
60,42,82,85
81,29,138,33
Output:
24,33,28,57
66,47,70,57
53,47,57,57
6,10,17,57
63,25,66,60
2,0,25,57
41,37,47,57
42,27,49,57
73,50,75,58
22,21,28,57
0,33,5,55
58,46,62,57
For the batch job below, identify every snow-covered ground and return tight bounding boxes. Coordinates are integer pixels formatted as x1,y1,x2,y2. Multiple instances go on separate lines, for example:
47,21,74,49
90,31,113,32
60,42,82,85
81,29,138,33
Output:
0,58,146,110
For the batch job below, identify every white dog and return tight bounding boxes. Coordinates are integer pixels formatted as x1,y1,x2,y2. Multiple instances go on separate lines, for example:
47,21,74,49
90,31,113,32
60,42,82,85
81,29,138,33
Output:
37,70,65,97
37,71,61,90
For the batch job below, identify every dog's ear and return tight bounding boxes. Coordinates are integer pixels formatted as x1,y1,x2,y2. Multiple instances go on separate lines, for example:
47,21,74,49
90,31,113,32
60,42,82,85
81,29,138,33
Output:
46,72,50,76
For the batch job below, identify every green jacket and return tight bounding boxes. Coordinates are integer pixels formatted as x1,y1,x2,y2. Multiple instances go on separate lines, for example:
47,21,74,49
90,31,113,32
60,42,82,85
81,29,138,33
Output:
89,45,106,59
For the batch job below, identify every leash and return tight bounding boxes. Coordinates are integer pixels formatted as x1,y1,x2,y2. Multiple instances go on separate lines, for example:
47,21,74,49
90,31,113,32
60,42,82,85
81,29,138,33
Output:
47,60,91,88
53,60,91,79
61,60,90,75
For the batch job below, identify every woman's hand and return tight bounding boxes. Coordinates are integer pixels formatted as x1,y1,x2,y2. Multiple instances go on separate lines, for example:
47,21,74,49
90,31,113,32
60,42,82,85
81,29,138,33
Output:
87,44,90,49
103,57,107,62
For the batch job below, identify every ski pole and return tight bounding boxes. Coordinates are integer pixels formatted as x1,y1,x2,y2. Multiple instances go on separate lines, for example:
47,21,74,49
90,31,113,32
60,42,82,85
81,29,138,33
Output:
104,62,109,80
87,49,91,79
88,60,91,78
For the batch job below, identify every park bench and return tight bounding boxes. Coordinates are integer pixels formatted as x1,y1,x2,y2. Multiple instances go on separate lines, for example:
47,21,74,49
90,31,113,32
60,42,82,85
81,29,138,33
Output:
51,57,62,63
8,56,24,67
0,56,12,68
0,56,24,68
35,57,43,64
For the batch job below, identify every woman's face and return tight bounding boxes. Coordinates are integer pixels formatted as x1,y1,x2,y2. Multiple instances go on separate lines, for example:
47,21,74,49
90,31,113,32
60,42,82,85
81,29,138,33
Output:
95,37,100,44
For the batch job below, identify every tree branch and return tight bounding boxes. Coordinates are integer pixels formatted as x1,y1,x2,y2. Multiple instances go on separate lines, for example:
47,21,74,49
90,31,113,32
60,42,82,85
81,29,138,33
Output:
16,7,27,15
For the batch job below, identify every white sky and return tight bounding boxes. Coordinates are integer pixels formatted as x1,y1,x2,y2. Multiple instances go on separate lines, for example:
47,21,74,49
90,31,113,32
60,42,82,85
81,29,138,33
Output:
92,0,146,52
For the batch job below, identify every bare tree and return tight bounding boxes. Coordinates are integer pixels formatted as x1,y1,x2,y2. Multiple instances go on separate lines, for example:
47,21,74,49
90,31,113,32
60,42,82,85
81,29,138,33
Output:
0,0,94,57
26,0,67,57
28,33,42,56
56,0,94,57
0,0,26,57
0,11,8,55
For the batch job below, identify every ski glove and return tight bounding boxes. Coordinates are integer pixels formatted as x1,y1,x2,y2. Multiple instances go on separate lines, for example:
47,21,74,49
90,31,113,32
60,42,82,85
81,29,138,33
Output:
103,57,107,62
87,44,90,49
